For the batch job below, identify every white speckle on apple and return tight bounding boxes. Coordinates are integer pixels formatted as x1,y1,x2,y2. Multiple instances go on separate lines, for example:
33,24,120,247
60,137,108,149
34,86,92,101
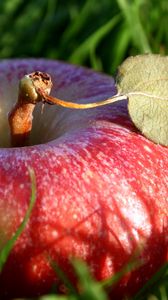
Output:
143,145,153,153
32,264,38,273
19,184,24,189
73,214,78,220
52,230,58,238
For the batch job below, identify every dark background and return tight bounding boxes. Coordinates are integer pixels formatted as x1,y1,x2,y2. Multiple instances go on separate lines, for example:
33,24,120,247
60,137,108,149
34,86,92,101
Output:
0,0,167,74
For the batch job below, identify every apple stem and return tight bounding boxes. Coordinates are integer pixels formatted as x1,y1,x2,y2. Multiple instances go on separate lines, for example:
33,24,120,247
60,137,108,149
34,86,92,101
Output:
8,70,127,147
8,71,52,147
9,69,168,148
38,90,168,109
8,101,35,147
37,89,127,109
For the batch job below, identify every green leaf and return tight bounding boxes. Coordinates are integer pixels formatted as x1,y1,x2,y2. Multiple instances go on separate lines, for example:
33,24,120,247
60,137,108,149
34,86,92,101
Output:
116,54,168,146
0,168,36,272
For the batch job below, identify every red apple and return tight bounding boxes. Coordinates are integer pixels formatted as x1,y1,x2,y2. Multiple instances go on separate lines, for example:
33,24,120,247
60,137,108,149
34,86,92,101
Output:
0,59,167,299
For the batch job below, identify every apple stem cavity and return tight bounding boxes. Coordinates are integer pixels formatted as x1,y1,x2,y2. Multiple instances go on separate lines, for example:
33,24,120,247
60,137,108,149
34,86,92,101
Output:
8,71,127,147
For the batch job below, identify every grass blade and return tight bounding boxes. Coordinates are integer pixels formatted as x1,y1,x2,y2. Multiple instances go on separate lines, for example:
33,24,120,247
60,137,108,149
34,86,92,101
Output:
132,263,168,300
69,14,121,65
49,258,77,296
72,259,108,300
61,0,96,44
0,168,36,272
101,255,141,289
116,0,151,53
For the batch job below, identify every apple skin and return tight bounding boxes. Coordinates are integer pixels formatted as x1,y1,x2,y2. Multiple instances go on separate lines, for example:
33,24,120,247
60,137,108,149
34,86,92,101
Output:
0,59,167,299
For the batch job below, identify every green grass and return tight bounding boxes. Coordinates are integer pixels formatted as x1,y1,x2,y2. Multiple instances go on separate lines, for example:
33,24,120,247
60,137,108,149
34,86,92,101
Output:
0,0,167,73
0,168,36,272
42,258,168,300
132,263,168,300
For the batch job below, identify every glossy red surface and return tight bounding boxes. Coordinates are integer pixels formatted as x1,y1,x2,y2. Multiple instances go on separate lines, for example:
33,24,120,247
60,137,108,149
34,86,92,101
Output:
0,59,167,299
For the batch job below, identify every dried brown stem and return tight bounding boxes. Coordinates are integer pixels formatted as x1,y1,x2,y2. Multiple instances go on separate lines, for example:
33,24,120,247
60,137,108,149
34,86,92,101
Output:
8,70,126,147
8,71,52,147
37,89,126,109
